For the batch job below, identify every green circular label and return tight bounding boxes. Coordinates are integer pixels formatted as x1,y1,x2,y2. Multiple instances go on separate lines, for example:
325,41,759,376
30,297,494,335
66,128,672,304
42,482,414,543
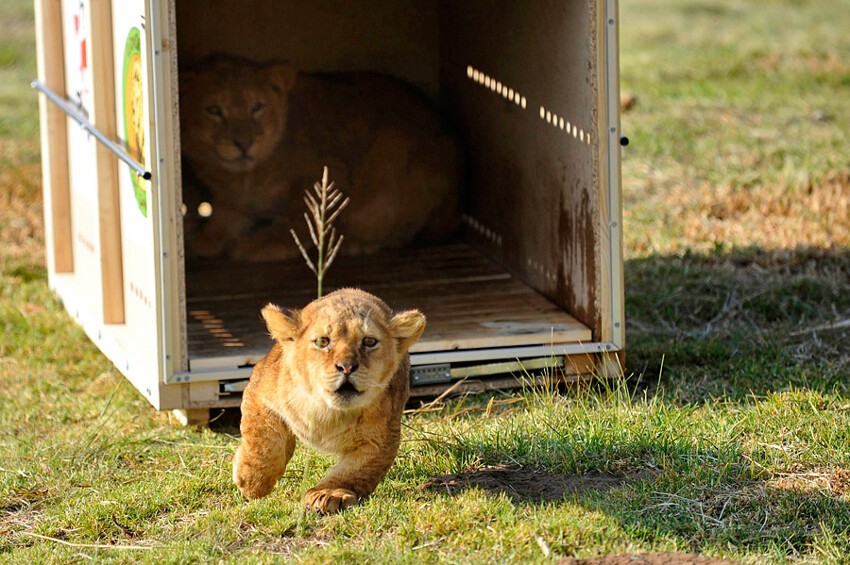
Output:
122,27,147,217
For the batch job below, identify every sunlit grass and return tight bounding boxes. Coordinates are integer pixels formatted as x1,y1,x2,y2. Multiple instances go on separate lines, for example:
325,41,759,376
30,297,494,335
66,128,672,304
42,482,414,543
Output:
620,0,850,256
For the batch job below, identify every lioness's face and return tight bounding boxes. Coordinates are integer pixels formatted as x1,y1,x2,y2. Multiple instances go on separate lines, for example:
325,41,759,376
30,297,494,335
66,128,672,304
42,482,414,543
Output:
180,58,296,172
263,290,426,411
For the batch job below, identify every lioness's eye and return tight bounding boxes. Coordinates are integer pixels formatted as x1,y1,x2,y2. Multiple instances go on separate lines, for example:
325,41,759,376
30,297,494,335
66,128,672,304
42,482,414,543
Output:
362,337,378,348
205,105,223,118
251,102,265,114
313,337,330,349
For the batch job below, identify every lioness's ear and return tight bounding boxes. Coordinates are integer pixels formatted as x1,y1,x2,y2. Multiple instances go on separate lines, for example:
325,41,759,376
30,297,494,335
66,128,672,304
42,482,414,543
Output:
389,310,426,352
264,61,297,94
262,303,300,342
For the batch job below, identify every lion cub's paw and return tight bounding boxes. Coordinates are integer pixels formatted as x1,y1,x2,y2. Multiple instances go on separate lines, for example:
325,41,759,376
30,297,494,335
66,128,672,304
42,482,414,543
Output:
234,472,278,500
232,447,279,500
304,487,359,514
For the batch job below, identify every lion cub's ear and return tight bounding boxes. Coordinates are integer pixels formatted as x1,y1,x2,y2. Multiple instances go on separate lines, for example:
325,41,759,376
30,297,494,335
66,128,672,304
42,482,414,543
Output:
262,303,300,342
388,310,426,352
263,61,297,95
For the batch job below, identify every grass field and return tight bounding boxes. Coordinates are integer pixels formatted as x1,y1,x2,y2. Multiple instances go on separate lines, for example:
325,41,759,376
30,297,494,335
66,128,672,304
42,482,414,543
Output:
2,0,850,563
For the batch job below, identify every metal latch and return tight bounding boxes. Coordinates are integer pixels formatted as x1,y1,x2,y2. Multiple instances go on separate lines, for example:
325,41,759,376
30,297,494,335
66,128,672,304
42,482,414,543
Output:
410,364,452,386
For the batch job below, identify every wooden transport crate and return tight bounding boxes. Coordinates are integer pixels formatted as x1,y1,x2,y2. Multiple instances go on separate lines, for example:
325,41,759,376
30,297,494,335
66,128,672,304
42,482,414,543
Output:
34,0,625,422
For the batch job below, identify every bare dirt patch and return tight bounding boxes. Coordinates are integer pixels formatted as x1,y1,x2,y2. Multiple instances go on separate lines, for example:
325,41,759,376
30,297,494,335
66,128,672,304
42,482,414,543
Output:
422,465,654,504
557,553,739,565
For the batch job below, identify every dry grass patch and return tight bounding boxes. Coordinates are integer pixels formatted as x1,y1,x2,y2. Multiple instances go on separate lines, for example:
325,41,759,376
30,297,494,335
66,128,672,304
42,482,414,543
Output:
557,553,739,565
754,51,850,75
0,143,43,264
625,172,850,256
770,469,850,498
679,173,849,251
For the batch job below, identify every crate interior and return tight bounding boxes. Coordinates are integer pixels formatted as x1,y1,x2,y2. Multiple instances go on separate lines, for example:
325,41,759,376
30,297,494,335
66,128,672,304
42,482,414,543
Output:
176,0,603,369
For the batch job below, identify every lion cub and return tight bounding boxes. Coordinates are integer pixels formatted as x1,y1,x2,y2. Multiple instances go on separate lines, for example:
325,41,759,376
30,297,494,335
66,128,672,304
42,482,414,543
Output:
233,288,425,513
180,55,462,262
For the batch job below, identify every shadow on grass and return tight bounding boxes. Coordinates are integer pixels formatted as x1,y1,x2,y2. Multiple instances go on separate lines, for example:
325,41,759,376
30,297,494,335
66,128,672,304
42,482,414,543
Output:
624,246,850,402
418,244,850,557
208,407,242,434
421,464,657,504
420,458,850,559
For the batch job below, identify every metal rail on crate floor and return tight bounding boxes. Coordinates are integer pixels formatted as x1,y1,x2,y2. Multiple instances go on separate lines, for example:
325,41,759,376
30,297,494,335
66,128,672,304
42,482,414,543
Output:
168,340,618,386
218,354,569,394
31,80,152,180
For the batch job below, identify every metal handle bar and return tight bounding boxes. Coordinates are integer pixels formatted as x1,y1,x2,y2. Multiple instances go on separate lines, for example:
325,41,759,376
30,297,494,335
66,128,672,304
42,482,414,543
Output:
32,80,152,181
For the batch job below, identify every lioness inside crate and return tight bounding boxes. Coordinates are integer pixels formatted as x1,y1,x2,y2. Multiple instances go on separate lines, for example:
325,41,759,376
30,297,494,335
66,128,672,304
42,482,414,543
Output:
179,55,462,262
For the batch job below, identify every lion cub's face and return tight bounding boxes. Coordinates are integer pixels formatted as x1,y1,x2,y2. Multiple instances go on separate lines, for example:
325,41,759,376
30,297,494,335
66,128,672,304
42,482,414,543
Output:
263,289,426,411
180,56,296,172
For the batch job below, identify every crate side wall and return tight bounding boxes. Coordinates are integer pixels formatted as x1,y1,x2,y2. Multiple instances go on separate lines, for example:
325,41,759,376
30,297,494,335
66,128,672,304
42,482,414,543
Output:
440,1,603,337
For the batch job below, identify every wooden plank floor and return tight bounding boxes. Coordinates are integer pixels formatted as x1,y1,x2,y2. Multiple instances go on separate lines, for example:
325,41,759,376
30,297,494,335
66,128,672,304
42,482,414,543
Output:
185,243,592,364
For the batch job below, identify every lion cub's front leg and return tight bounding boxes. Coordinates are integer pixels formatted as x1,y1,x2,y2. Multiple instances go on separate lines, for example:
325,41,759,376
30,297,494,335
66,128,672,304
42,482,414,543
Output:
233,393,296,500
304,430,401,513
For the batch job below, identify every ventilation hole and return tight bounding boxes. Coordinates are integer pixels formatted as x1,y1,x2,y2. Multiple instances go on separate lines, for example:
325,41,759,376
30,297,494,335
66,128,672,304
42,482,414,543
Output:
466,65,526,112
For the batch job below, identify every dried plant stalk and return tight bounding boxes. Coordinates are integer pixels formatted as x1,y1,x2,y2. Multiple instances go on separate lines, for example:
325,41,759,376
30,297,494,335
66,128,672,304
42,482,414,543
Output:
290,167,350,298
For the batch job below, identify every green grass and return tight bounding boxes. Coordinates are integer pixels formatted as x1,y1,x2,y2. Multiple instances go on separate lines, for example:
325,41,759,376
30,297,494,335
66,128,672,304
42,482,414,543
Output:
620,0,850,255
3,0,850,563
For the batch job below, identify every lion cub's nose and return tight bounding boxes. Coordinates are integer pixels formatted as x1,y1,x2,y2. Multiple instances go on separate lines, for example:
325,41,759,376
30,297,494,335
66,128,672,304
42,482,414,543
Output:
336,361,359,376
